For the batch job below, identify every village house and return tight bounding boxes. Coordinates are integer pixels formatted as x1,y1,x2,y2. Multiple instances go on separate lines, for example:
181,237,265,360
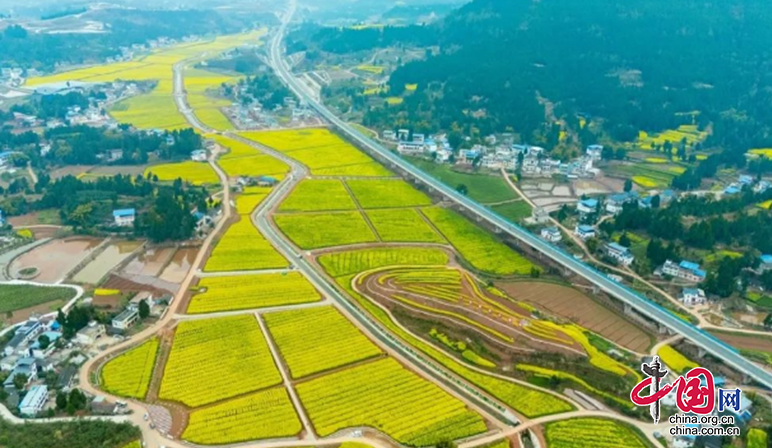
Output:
604,242,635,266
540,226,562,243
18,385,48,416
112,208,136,227
574,224,596,240
662,260,707,283
577,198,599,215
586,144,603,160
680,288,707,306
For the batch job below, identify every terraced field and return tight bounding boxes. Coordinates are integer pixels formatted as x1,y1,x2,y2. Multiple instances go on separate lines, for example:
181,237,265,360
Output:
264,306,382,378
188,273,321,314
100,338,159,399
183,387,301,444
159,315,281,407
318,247,450,277
319,248,574,418
296,358,487,446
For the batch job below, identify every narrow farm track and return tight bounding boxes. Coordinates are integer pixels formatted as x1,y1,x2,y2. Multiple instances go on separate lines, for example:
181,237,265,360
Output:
256,313,317,440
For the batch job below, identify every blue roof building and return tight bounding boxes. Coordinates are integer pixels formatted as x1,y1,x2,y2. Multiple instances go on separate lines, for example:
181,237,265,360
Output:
761,254,772,265
724,186,741,195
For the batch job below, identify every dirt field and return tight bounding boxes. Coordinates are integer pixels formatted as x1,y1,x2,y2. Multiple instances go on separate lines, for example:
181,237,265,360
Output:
159,248,198,283
49,165,94,179
122,247,176,277
9,237,102,283
73,240,144,284
88,164,149,177
711,330,772,353
496,281,654,353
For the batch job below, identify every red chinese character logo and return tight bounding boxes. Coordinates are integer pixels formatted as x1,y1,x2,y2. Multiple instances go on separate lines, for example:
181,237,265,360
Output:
631,359,716,422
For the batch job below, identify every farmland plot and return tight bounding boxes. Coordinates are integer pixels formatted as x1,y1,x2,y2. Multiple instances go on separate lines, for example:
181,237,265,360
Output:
544,418,649,448
279,179,357,212
365,209,445,243
204,218,288,272
144,161,218,185
274,212,377,249
264,306,382,378
101,338,159,399
188,273,321,314
159,315,281,407
296,358,487,446
422,208,535,275
183,387,301,444
318,247,450,277
346,179,432,209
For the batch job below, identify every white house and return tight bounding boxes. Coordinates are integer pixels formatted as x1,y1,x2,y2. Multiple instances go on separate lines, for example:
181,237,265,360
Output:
75,322,105,345
397,141,425,155
586,144,603,160
18,385,47,416
662,260,707,283
574,224,596,240
541,226,562,243
112,208,136,227
382,130,396,140
111,308,139,331
190,149,207,162
397,129,410,141
680,288,706,306
604,242,635,266
577,198,599,215
412,133,425,143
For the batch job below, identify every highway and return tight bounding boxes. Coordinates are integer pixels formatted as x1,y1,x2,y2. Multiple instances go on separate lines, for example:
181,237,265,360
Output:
268,0,772,389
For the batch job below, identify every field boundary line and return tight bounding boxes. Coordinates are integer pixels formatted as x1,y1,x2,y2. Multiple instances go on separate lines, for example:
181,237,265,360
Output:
255,312,317,440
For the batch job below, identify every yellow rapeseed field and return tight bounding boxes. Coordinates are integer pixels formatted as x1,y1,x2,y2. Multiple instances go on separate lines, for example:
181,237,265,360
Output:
296,358,487,446
204,217,288,272
159,315,281,407
188,272,321,314
183,387,301,444
144,161,218,185
241,129,392,177
264,306,382,378
101,338,159,399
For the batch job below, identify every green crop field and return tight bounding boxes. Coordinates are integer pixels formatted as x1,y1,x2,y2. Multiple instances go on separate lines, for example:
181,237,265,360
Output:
422,207,535,275
264,306,382,378
274,212,378,249
489,201,532,223
0,284,76,316
409,158,516,203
